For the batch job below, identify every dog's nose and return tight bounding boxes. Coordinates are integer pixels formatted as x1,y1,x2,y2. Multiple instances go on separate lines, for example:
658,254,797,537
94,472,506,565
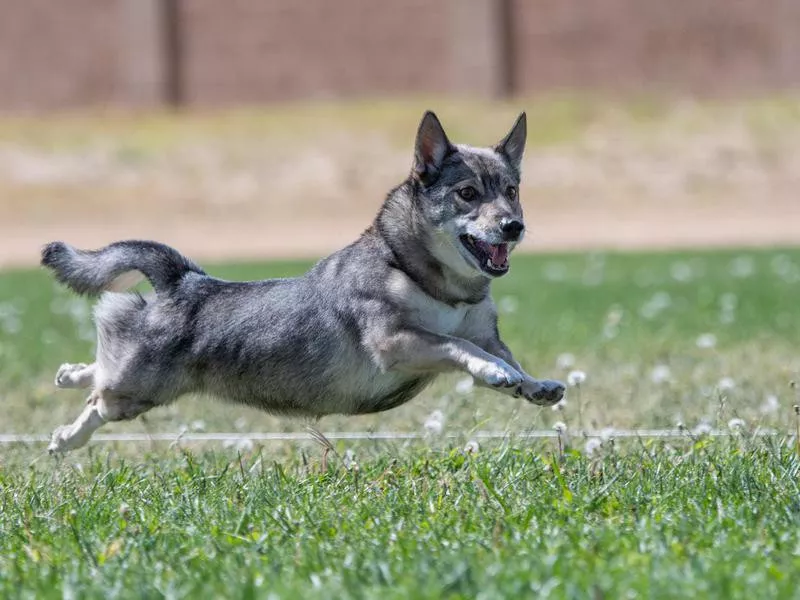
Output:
500,219,525,240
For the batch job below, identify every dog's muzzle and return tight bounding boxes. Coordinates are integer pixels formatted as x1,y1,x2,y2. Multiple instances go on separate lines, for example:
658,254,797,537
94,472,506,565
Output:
459,235,510,276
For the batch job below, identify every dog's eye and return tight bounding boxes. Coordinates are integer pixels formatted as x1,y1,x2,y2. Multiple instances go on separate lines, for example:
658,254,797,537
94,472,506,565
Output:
506,186,518,201
457,186,478,201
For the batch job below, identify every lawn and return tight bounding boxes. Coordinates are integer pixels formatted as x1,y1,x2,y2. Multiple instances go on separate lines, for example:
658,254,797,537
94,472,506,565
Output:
1,247,800,598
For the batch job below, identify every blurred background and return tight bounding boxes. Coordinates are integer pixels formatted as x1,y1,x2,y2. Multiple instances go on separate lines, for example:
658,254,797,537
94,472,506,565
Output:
0,1,799,441
0,0,798,267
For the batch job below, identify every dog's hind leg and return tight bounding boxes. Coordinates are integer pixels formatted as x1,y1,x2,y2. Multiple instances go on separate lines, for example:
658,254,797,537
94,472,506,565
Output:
54,362,96,389
48,388,158,454
48,391,106,454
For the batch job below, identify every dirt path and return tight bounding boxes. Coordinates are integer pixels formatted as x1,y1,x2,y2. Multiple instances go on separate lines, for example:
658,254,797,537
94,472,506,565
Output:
2,200,797,270
2,102,799,268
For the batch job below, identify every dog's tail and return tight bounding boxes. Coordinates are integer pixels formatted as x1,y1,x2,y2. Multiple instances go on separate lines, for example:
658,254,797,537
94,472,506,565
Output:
41,240,206,296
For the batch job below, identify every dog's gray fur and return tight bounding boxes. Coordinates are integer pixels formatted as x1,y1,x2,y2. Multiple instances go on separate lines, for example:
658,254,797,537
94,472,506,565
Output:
41,111,565,453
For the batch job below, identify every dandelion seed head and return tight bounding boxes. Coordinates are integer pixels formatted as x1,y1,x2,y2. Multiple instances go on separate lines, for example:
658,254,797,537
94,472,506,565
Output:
717,377,736,392
236,438,254,452
760,394,780,415
497,296,519,314
543,262,567,282
729,256,755,278
556,353,576,370
424,410,444,435
696,333,717,349
693,422,713,436
584,438,602,456
463,440,480,454
650,365,672,385
454,377,474,395
553,421,567,434
670,262,694,283
551,398,567,411
727,418,746,431
567,370,586,386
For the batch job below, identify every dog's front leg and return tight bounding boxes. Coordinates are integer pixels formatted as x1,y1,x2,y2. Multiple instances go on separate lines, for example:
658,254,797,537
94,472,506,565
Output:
372,328,525,391
478,338,565,406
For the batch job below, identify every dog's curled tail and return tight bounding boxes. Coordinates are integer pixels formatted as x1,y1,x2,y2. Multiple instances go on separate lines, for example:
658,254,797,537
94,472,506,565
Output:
41,240,206,296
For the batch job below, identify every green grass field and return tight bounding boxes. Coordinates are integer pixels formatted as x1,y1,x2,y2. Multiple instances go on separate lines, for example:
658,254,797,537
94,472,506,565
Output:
1,247,800,598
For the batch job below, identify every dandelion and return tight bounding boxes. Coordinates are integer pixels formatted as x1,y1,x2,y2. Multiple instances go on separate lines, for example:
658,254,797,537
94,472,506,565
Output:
771,254,795,278
729,256,755,278
650,365,672,385
343,449,358,470
543,262,567,282
497,296,518,314
584,438,602,457
717,377,736,392
551,398,567,411
719,293,738,325
603,306,623,339
235,438,254,452
727,418,746,431
760,394,780,415
454,377,474,395
639,291,672,320
553,421,567,434
670,261,694,283
463,440,480,454
696,333,717,349
190,420,206,432
599,427,616,442
567,370,586,386
692,421,713,436
556,353,576,371
424,410,444,435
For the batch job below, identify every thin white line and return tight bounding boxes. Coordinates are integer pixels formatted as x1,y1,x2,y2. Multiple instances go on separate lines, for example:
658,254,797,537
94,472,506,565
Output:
0,429,786,444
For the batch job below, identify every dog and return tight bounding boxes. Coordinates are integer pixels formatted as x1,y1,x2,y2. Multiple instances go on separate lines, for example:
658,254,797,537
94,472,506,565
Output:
41,111,566,454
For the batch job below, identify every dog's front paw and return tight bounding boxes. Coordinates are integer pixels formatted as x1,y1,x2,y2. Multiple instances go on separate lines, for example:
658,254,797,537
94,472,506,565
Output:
474,360,524,388
518,378,566,406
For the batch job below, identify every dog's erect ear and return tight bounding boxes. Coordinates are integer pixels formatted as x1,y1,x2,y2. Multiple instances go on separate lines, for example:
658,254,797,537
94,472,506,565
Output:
413,111,453,183
495,112,527,172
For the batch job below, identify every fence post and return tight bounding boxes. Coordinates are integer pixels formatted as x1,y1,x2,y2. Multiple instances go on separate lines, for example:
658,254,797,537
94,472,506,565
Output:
118,0,180,108
449,0,513,98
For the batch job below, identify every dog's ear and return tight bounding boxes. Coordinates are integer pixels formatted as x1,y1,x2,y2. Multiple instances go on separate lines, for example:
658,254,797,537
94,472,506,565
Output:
413,111,453,183
495,112,527,173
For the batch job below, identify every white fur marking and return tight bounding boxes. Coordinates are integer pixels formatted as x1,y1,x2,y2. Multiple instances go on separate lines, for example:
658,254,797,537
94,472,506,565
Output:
387,271,469,335
48,402,106,453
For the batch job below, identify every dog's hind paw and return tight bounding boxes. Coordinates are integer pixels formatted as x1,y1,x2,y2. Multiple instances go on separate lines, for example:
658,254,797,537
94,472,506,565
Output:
48,425,73,454
517,378,566,406
54,363,89,389
48,423,92,455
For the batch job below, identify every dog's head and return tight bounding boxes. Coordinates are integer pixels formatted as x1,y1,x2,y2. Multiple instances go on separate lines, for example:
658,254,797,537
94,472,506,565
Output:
410,111,527,279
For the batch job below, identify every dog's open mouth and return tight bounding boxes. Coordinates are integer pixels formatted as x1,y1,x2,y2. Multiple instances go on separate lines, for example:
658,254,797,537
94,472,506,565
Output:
459,235,510,276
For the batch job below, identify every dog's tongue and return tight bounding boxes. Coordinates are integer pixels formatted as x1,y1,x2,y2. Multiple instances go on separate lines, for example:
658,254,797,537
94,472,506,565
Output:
477,241,508,268
490,244,509,267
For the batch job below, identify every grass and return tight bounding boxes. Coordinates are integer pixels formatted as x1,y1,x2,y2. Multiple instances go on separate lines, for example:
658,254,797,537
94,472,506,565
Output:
2,439,800,598
1,246,800,597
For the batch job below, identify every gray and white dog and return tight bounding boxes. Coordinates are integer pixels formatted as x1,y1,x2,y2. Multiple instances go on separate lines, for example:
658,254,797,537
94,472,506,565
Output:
42,111,565,454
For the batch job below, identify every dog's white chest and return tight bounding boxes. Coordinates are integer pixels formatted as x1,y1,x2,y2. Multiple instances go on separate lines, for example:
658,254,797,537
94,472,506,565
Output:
388,272,470,335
